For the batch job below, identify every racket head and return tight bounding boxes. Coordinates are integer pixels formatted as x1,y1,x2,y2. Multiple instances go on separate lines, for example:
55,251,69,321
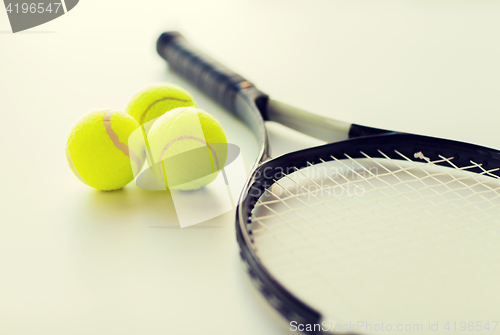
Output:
237,132,500,334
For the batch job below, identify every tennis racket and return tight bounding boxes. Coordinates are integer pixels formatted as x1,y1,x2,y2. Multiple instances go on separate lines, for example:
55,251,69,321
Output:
157,32,500,335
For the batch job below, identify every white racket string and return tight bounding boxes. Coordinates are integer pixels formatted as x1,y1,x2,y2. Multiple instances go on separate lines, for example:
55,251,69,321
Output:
248,149,500,328
253,152,500,232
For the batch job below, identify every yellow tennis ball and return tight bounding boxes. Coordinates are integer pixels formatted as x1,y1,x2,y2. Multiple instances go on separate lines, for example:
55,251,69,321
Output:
147,107,227,191
66,110,145,191
126,83,197,125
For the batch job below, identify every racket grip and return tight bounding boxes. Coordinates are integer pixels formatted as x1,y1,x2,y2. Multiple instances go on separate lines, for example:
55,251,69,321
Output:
157,32,259,113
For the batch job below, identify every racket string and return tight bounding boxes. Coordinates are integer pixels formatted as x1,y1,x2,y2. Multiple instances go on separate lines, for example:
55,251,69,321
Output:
254,153,500,215
327,153,472,225
253,155,500,240
256,152,498,226
365,152,500,224
252,158,500,252
251,195,362,309
248,150,500,322
392,150,500,206
365,150,500,213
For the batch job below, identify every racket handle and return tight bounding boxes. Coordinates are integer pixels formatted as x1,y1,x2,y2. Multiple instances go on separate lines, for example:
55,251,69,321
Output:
157,32,265,113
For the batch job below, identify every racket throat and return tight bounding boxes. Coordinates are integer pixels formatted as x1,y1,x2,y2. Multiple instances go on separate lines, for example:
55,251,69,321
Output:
266,99,351,142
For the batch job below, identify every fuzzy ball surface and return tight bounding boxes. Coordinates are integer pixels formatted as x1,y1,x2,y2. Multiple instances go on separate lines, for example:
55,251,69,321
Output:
66,110,144,191
147,107,227,190
126,83,197,125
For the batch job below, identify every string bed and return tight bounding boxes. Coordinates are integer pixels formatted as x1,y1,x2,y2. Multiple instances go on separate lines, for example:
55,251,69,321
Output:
249,149,500,333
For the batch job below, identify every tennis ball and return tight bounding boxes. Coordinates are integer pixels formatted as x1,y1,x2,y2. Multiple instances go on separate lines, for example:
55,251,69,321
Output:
66,110,145,191
147,107,227,191
126,83,197,125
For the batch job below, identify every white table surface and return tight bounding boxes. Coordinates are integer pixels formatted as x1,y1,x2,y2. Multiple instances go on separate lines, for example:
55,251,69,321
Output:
1,1,500,334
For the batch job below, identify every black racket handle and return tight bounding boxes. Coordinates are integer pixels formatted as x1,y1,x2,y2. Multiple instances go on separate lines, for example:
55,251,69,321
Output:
157,32,265,114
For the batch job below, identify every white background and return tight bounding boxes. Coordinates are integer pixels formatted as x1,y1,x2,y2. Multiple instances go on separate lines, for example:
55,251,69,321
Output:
1,1,500,334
